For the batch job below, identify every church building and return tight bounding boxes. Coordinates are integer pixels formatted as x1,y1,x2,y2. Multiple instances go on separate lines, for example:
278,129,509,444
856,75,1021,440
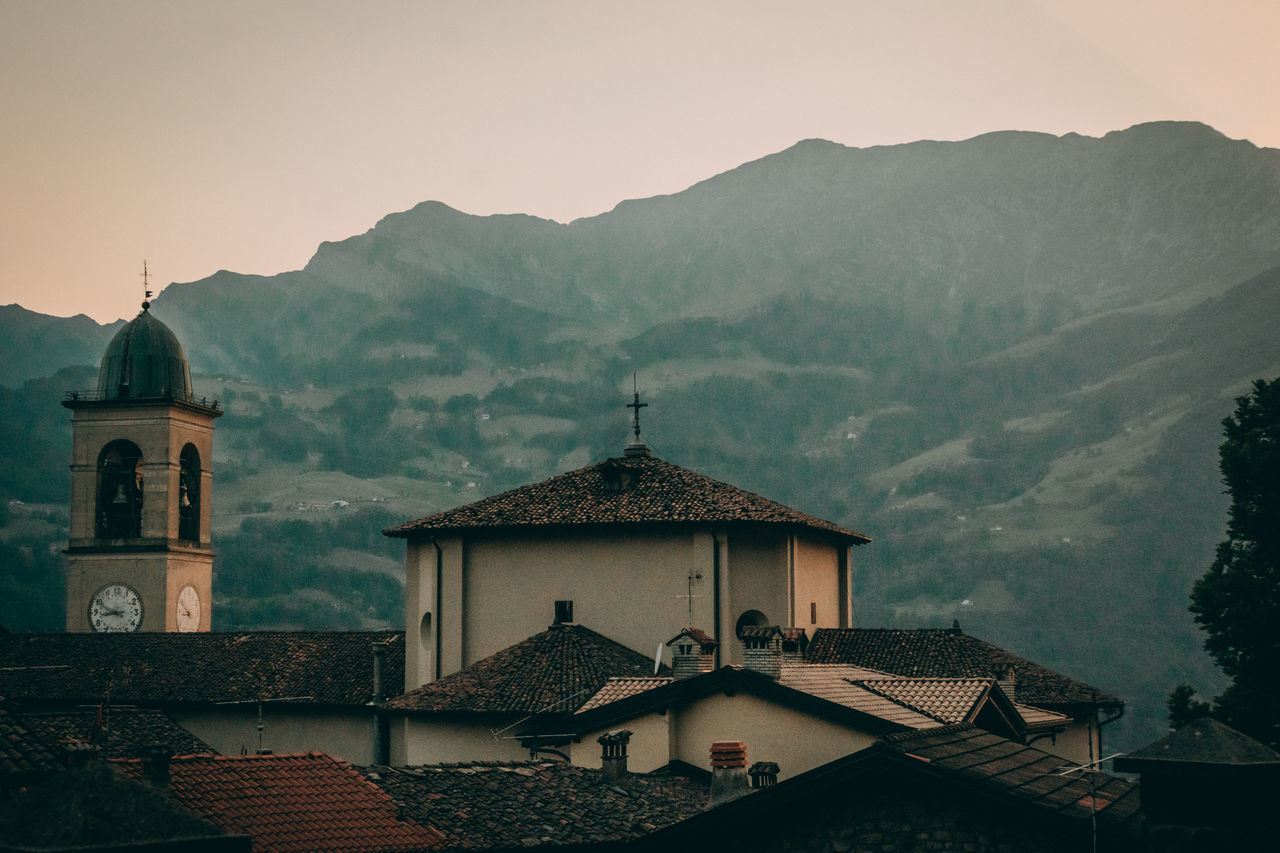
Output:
62,292,221,633
385,401,872,691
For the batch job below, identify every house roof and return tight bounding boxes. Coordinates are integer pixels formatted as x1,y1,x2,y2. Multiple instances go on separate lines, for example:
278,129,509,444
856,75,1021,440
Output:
635,725,1142,851
17,706,216,760
0,631,404,708
880,726,1141,827
115,752,445,853
577,676,674,713
384,454,869,544
775,665,946,728
529,665,913,744
1113,716,1280,779
806,627,1122,708
0,761,234,849
0,700,60,784
366,761,707,849
855,677,997,726
386,623,664,714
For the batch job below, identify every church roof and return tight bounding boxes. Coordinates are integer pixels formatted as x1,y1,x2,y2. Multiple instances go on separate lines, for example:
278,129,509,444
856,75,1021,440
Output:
116,752,445,853
0,631,403,709
384,454,869,543
95,304,195,402
367,761,706,849
387,623,663,714
806,627,1121,709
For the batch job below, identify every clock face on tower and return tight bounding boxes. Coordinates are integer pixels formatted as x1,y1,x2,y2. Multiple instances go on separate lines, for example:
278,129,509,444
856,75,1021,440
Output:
88,583,143,632
176,584,201,632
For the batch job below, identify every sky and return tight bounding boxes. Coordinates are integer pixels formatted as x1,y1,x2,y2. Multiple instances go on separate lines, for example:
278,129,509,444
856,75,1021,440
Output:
2,0,1277,324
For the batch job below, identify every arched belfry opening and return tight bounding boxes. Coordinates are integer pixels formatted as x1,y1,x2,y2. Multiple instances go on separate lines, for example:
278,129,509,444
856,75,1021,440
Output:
178,443,201,542
96,440,144,539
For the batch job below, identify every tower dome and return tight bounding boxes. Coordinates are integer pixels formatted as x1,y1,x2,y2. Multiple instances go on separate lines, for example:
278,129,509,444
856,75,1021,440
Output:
95,304,194,402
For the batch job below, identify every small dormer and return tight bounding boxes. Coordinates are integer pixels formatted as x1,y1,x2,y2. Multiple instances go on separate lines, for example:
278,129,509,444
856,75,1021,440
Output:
599,459,639,494
667,627,718,679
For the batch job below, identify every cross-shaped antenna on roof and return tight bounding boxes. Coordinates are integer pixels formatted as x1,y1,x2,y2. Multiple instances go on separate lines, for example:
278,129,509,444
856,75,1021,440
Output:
140,260,153,309
626,373,646,442
676,572,703,623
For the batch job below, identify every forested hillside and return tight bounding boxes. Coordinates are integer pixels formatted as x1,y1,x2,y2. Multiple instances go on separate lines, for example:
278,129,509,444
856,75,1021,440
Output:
3,121,1278,750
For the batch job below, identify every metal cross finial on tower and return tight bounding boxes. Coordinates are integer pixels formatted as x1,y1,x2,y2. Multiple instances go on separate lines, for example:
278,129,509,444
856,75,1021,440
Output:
626,373,647,442
140,260,153,310
623,373,651,458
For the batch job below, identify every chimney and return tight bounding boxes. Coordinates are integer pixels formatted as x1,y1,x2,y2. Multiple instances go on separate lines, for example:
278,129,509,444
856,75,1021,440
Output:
992,661,1015,702
668,627,718,679
780,628,808,665
748,761,779,789
598,729,632,786
142,746,171,787
553,600,574,625
709,741,750,806
741,626,783,679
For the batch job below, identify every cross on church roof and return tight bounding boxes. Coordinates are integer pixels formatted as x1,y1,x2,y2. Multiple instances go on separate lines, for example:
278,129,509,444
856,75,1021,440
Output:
140,260,153,310
624,374,651,458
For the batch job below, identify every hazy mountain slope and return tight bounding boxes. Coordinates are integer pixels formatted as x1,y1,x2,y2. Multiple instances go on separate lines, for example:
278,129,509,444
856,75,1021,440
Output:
0,305,119,387
2,121,1278,749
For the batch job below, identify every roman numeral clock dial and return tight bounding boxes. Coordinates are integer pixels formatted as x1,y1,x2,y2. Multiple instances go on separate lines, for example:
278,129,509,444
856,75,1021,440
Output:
88,582,143,632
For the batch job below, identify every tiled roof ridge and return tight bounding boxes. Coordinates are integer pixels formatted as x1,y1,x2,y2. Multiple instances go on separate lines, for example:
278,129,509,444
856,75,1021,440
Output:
806,627,1122,706
851,679,954,726
879,722,979,744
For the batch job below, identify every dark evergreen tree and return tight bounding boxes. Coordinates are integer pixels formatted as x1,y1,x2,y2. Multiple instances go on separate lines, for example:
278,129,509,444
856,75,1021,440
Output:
1181,377,1280,745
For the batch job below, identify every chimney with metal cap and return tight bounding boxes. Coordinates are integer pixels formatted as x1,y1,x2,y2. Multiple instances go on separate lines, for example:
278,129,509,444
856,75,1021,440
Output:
992,661,1016,702
598,729,632,786
709,741,750,806
749,761,780,789
741,626,784,679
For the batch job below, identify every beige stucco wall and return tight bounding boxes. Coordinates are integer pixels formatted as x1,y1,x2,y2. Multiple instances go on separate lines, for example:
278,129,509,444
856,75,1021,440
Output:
571,710,674,773
172,706,375,764
673,691,875,780
1031,717,1099,766
792,536,843,631
392,716,530,766
403,524,852,691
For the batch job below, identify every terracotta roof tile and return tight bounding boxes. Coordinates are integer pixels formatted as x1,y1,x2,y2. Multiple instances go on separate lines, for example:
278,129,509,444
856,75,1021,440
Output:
116,752,444,853
854,677,993,725
387,624,664,714
0,701,59,782
776,664,943,728
806,628,1120,708
385,455,869,543
368,761,706,848
577,677,673,713
0,632,404,708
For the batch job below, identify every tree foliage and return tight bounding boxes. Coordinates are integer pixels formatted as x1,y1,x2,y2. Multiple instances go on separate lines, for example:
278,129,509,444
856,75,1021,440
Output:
1180,377,1280,745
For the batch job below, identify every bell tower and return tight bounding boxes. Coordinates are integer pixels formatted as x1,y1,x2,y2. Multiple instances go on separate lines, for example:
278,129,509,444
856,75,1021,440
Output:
63,283,221,632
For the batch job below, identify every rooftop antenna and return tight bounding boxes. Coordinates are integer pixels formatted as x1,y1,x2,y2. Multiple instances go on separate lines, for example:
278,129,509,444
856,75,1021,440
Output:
624,373,650,457
676,572,703,623
140,260,153,310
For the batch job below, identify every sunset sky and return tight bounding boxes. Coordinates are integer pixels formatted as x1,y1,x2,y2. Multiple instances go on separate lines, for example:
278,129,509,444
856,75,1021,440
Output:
2,0,1277,324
